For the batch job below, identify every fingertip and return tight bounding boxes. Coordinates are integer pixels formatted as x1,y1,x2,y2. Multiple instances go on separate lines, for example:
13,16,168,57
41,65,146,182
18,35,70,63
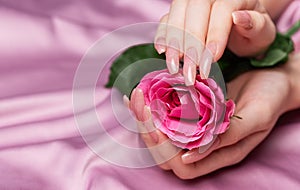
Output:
181,137,220,164
199,47,213,79
129,89,137,110
123,95,130,108
184,47,197,86
232,11,253,30
181,149,200,164
155,37,166,54
135,87,143,95
166,38,180,74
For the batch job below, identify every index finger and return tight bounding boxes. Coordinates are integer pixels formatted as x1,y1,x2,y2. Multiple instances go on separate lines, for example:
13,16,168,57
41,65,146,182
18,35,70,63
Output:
206,0,263,61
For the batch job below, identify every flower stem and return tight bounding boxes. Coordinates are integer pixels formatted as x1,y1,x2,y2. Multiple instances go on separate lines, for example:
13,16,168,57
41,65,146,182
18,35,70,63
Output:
232,115,242,120
285,20,300,37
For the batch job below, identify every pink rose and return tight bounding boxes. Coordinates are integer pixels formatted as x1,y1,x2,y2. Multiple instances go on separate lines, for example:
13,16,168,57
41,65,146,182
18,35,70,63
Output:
137,69,235,150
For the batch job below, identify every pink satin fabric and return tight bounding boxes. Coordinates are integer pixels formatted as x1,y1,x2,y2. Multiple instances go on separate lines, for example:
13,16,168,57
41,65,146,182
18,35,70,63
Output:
0,0,300,189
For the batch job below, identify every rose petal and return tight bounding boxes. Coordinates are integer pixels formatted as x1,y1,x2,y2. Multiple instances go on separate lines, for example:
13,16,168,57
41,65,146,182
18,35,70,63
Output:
214,99,235,134
137,69,235,150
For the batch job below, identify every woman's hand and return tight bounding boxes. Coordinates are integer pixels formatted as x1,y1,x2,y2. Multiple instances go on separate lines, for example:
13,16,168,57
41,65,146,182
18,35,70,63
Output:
125,52,300,179
155,0,276,85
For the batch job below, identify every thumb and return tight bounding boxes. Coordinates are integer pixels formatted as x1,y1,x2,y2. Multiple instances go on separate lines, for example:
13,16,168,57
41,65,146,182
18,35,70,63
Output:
230,10,276,56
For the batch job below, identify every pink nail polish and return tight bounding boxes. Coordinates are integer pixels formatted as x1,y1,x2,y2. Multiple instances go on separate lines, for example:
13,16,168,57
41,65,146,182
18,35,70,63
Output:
184,47,197,86
166,39,180,74
155,37,166,54
232,11,253,29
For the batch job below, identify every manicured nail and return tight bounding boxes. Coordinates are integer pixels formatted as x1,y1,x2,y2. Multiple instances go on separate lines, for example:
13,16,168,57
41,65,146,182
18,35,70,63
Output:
181,138,220,164
155,37,166,54
166,38,180,74
181,150,201,164
123,95,130,108
232,11,253,30
184,47,197,86
200,48,213,79
143,106,159,143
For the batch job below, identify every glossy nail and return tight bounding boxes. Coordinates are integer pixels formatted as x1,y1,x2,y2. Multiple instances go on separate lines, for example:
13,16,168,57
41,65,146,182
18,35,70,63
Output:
181,138,220,164
123,95,130,108
184,47,197,86
200,48,213,79
143,106,159,143
155,37,166,54
232,11,253,29
166,38,180,74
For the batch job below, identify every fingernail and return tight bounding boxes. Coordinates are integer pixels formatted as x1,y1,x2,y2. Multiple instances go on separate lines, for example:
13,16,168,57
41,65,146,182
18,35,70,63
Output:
232,11,253,29
181,138,220,164
155,37,166,54
143,106,159,143
129,89,136,110
166,38,180,74
200,48,213,79
184,47,197,86
181,150,199,164
123,95,130,108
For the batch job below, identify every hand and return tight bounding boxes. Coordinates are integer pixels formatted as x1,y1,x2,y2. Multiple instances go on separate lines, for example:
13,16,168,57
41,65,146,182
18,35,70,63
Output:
154,0,276,85
125,53,300,179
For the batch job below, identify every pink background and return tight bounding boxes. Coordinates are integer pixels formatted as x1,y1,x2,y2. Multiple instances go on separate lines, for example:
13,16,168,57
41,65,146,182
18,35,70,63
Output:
0,0,300,189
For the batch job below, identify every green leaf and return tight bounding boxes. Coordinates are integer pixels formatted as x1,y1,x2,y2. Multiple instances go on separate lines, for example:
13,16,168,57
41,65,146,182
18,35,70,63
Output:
250,32,294,67
251,49,288,67
105,43,166,97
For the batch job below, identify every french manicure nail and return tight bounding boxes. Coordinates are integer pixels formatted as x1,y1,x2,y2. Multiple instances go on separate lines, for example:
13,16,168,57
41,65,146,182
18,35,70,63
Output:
166,38,180,74
200,48,213,79
123,95,130,108
155,37,166,54
181,138,220,164
232,11,252,29
184,47,197,86
181,150,199,164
